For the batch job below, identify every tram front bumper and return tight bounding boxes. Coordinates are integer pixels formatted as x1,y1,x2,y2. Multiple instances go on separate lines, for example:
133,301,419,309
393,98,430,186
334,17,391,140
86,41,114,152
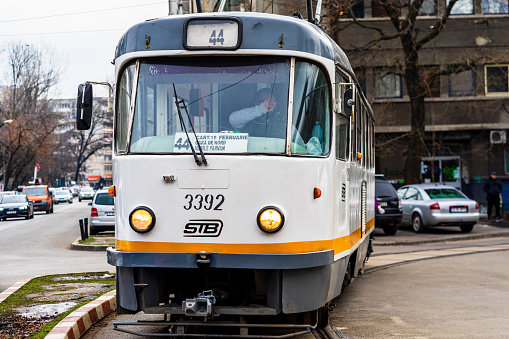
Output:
107,247,334,270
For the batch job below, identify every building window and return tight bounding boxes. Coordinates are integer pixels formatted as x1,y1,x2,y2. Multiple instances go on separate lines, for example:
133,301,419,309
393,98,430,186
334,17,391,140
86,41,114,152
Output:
340,0,365,18
449,69,476,97
485,65,509,95
448,0,474,14
409,0,437,15
482,0,508,13
375,69,402,99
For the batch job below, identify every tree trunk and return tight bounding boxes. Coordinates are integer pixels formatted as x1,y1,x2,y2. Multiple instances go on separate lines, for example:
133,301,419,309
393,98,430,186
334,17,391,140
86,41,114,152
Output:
403,57,426,185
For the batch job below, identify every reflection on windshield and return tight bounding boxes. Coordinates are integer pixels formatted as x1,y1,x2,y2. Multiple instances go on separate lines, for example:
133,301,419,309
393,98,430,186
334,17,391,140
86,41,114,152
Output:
1,196,26,204
23,188,46,196
119,57,330,155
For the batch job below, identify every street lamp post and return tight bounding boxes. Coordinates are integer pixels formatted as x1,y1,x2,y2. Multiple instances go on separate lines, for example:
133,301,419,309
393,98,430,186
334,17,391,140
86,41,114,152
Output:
2,119,13,191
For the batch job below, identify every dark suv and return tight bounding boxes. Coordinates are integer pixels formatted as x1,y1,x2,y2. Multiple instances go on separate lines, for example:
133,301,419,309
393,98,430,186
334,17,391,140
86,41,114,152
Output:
375,176,402,235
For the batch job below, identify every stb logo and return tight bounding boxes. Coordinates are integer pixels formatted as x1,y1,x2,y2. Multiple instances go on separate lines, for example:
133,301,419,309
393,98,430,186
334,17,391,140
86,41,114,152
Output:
184,220,223,237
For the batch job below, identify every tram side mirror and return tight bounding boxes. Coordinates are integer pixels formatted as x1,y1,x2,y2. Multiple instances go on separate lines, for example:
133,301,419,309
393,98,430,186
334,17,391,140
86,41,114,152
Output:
76,83,93,130
344,87,354,117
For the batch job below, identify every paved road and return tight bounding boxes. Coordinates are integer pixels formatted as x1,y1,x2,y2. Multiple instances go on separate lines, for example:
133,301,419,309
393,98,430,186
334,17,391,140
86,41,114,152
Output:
0,197,113,292
332,237,509,338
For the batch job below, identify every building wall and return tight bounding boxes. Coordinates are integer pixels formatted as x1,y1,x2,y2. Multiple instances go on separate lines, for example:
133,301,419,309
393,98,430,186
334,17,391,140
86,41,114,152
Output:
334,0,509,196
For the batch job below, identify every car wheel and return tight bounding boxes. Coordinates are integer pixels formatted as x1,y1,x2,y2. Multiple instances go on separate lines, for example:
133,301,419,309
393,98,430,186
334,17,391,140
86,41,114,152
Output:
30,212,34,219
79,198,81,202
46,209,50,214
383,225,398,236
89,227,97,236
25,215,30,220
50,205,54,213
460,224,474,233
412,214,425,233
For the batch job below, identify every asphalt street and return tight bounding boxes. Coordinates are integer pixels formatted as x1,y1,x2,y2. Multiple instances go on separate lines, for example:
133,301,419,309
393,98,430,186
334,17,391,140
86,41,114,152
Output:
0,197,112,292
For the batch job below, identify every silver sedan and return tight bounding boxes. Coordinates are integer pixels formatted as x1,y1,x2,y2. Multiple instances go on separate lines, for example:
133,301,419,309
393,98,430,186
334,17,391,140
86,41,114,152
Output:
397,184,479,233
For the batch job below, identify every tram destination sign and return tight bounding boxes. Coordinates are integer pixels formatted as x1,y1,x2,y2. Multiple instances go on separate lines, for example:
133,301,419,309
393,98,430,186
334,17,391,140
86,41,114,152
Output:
184,17,242,50
174,132,248,153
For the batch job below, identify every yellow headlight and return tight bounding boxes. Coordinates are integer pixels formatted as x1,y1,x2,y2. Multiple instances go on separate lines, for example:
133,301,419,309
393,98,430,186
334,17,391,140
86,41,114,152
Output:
257,206,285,233
129,207,156,233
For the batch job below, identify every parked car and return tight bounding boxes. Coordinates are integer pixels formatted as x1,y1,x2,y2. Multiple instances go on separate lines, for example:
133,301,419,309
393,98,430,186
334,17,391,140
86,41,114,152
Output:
55,189,73,204
0,194,34,220
48,188,57,203
375,176,402,235
89,189,114,235
0,191,17,198
78,186,95,202
21,185,54,214
70,186,79,197
397,184,479,233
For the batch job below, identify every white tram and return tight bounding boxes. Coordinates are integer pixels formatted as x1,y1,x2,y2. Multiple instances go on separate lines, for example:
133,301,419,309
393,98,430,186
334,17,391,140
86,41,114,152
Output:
77,6,375,336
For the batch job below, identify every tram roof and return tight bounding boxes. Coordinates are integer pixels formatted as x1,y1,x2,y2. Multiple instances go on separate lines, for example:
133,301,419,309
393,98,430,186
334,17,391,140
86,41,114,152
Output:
114,12,353,73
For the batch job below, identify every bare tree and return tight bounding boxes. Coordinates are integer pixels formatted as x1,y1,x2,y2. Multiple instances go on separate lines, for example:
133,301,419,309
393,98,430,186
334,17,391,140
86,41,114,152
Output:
69,98,111,183
326,0,477,184
0,42,61,189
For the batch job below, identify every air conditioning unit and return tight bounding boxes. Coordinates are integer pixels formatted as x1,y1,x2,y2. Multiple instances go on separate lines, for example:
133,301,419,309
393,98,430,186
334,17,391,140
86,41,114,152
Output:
490,130,507,144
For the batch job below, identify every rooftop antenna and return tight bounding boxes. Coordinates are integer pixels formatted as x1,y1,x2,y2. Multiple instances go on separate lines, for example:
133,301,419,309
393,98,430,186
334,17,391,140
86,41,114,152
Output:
306,0,314,23
196,0,203,12
314,0,323,24
218,0,227,11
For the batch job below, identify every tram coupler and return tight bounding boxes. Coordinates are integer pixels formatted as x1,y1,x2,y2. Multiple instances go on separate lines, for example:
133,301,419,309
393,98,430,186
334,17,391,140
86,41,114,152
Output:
182,290,216,318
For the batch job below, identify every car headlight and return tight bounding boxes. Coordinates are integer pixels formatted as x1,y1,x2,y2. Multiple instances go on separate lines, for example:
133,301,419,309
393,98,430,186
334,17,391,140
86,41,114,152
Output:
0,208,4,211
19,205,27,210
129,206,156,233
257,206,285,233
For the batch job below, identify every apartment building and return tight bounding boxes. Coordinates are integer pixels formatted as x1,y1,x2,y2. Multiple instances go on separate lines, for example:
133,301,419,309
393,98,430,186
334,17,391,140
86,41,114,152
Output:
51,98,113,187
333,0,509,199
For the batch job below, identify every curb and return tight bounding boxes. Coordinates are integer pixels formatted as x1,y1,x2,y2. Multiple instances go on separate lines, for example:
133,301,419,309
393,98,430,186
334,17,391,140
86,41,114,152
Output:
0,277,32,304
45,290,116,339
374,230,509,246
70,239,110,251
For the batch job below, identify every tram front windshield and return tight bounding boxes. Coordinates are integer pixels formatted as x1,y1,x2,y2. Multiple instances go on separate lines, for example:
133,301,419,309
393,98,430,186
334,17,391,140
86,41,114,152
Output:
117,56,330,156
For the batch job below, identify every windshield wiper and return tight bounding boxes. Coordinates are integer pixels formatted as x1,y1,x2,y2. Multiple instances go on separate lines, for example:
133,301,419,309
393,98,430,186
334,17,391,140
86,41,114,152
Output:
173,84,208,166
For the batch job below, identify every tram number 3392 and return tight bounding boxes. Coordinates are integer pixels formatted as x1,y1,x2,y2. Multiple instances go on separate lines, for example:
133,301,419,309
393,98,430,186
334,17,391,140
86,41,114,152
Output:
184,194,225,210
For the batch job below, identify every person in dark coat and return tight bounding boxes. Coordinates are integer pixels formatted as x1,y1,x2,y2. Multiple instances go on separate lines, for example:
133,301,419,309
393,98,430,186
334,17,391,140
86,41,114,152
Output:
483,172,502,222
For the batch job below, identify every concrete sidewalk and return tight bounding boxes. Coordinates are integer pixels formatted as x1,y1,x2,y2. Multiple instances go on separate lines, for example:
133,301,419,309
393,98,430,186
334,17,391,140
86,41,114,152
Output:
372,219,509,246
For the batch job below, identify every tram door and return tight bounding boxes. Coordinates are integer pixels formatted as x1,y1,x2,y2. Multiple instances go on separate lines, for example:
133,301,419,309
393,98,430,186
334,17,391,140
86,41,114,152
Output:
421,156,461,189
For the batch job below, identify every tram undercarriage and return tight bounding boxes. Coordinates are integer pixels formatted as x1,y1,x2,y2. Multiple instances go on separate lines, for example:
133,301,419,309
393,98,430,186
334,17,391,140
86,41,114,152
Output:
112,238,371,337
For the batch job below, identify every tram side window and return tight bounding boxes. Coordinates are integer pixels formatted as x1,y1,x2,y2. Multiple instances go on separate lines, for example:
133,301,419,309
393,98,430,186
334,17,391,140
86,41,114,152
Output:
116,63,136,153
355,94,362,165
292,61,331,156
335,70,350,161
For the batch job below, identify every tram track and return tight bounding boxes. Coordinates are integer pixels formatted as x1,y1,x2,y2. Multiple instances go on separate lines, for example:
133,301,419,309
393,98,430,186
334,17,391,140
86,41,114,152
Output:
311,322,348,339
364,241,509,274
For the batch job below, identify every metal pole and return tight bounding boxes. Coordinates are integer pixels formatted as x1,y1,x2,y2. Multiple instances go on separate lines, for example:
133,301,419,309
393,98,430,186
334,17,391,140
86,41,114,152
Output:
2,128,5,191
2,120,13,191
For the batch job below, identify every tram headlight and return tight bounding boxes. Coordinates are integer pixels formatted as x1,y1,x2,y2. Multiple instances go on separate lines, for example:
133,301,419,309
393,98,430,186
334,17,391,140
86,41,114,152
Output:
257,206,285,233
129,206,156,233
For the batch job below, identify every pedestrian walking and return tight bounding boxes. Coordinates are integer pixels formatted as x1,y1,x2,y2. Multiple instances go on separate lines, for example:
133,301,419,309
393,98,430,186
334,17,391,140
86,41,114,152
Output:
483,172,502,222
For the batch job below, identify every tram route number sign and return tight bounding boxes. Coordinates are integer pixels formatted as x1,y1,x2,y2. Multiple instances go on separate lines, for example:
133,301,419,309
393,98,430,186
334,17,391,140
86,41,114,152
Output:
174,132,248,153
186,19,240,49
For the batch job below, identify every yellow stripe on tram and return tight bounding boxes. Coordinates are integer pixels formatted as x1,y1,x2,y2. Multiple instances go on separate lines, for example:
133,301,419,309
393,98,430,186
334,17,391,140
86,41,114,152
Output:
116,218,375,256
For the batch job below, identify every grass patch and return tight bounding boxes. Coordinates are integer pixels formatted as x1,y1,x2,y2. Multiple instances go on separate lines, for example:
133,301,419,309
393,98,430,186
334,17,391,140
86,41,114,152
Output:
77,234,115,246
0,272,115,338
77,237,96,245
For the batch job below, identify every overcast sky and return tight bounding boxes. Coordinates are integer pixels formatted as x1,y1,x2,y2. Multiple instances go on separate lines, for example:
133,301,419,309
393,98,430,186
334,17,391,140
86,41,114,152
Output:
0,1,169,99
